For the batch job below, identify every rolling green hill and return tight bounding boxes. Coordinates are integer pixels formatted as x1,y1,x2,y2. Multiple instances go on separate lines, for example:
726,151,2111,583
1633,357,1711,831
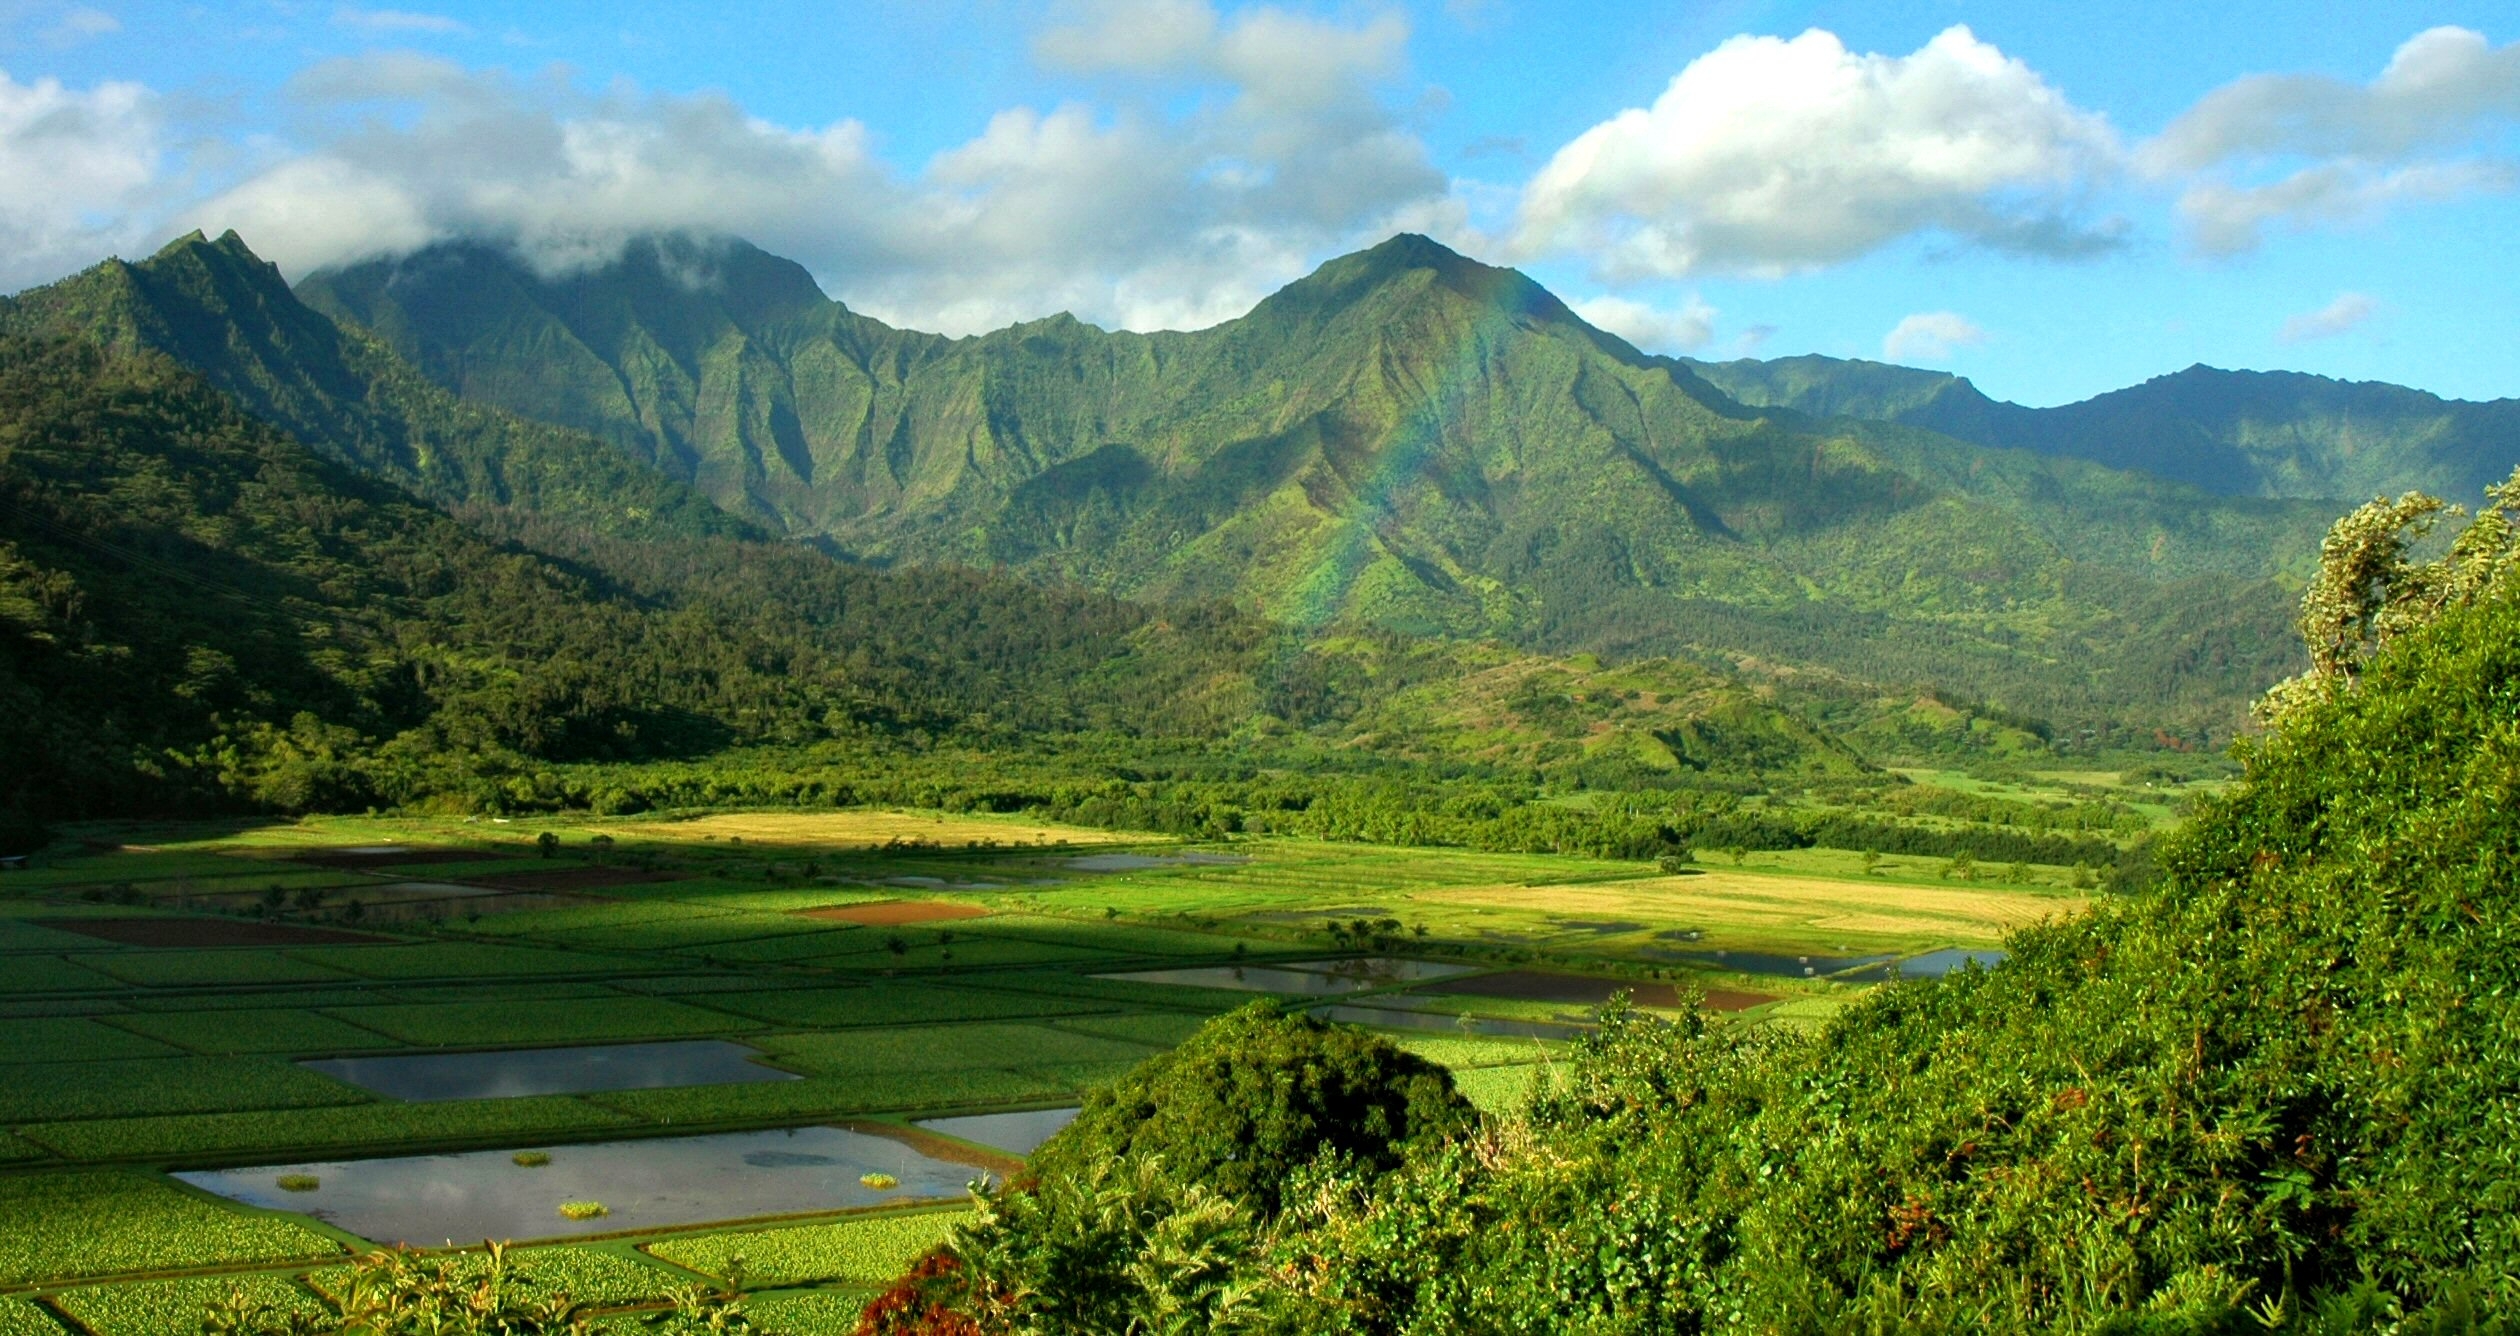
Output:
1686,352,2520,504
303,233,2334,739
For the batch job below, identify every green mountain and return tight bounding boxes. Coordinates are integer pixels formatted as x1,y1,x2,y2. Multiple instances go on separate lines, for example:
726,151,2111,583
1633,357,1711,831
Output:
1,231,748,542
0,259,1881,836
1685,352,2520,503
0,329,1347,826
302,233,2335,740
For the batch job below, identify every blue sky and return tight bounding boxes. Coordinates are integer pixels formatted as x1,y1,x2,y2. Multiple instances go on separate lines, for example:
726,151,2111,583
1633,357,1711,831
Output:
3,0,2515,406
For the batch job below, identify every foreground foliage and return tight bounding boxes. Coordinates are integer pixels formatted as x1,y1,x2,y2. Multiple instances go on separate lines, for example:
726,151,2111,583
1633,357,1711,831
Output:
874,486,2520,1330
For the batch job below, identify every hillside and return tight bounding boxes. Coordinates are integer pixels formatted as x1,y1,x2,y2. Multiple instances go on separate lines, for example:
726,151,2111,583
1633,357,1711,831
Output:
303,233,2333,739
890,482,2520,1332
0,232,750,543
0,323,1889,842
1686,352,2520,504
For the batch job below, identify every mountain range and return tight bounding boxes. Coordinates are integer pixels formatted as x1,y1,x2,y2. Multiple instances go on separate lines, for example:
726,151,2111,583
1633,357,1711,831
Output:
1681,352,2520,504
296,232,2366,736
8,223,2513,819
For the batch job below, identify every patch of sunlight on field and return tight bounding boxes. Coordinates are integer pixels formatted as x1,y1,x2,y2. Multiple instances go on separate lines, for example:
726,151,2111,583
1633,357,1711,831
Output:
617,810,1135,850
1426,870,2088,948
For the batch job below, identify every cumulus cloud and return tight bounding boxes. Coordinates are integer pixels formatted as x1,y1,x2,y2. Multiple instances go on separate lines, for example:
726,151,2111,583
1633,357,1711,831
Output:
2145,27,2520,256
181,1,1445,335
1509,25,2123,281
0,68,162,291
2278,291,2381,343
1882,310,1985,363
1569,293,1716,353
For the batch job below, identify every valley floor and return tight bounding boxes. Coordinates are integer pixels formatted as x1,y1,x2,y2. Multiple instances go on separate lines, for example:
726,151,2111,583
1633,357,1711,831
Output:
0,808,2099,1334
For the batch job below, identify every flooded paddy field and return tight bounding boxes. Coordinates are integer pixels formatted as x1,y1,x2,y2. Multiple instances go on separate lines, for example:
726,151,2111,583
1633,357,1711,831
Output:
175,1124,985,1244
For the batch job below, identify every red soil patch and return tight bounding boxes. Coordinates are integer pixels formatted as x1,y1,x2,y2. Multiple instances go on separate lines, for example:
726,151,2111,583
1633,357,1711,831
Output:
292,847,484,869
1442,970,1771,1012
463,867,684,892
37,917,391,948
796,901,992,926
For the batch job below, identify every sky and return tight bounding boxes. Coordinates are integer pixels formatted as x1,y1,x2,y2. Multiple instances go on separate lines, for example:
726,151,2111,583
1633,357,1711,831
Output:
2,0,2516,406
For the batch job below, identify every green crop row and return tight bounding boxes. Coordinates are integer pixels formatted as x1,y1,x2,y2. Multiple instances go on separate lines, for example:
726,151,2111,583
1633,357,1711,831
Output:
19,1095,640,1163
756,1023,1158,1078
646,1209,970,1288
0,1017,180,1064
302,1244,679,1309
0,1295,61,1336
1386,1034,1568,1071
0,919,123,953
84,952,356,989
700,984,1109,1030
958,970,1253,1012
545,914,837,954
0,1172,343,1284
1045,1012,1211,1047
955,916,1270,959
664,929,862,966
816,939,1120,972
0,1057,368,1123
105,1008,400,1056
0,957,117,995
1447,1063,1555,1116
47,1274,318,1336
290,943,648,981
118,988,392,1013
322,996,749,1046
466,900,743,938
740,1289,877,1336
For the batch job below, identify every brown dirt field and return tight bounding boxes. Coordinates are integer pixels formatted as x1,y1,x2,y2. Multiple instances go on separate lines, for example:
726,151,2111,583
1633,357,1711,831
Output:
797,901,993,926
1443,971,1772,1012
37,917,391,947
625,810,1133,850
292,848,485,868
465,867,684,892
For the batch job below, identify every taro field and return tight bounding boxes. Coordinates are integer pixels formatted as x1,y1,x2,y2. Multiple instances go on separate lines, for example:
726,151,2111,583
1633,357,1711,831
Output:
0,808,2093,1333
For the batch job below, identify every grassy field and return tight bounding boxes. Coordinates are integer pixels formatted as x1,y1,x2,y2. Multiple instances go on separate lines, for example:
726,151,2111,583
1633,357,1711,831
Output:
0,805,2119,1325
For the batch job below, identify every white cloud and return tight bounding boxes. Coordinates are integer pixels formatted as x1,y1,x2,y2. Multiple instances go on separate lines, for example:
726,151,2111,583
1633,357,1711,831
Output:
1882,310,1985,363
1569,293,1715,353
1035,0,1218,75
42,7,120,45
1509,25,2123,281
2178,158,2515,256
179,2,1446,336
0,68,162,291
332,7,472,36
2144,27,2520,255
2278,291,2381,343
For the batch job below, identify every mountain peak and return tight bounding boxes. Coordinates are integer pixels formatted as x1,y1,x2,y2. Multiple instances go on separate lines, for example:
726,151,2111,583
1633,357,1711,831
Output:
1252,232,1596,342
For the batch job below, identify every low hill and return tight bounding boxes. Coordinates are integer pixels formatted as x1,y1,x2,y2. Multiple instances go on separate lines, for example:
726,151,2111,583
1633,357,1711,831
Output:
1687,352,2520,504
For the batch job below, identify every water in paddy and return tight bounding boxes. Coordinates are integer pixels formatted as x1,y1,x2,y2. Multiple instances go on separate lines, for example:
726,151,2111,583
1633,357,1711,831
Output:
1838,948,2009,982
176,1125,980,1245
1311,1004,1586,1041
1096,958,1477,996
1660,949,1895,979
301,1040,799,1102
915,1107,1080,1155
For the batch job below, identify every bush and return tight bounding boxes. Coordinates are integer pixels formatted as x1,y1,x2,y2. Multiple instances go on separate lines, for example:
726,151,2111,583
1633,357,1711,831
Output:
1027,1002,1474,1218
